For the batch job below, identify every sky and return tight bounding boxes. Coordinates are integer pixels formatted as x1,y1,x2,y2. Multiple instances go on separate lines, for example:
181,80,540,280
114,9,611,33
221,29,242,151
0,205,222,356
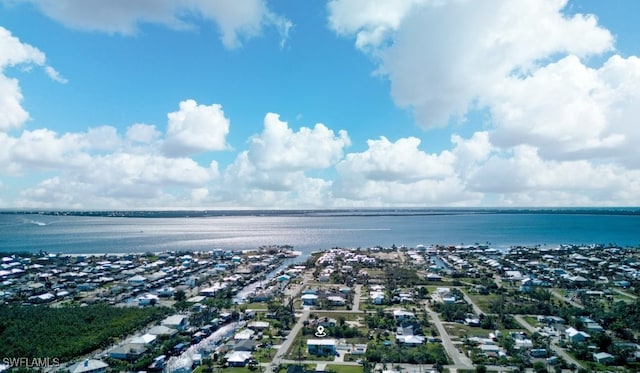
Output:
0,0,639,210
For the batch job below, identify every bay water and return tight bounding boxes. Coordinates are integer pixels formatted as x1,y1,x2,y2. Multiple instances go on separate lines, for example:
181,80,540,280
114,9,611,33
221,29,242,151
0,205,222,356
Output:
0,210,638,257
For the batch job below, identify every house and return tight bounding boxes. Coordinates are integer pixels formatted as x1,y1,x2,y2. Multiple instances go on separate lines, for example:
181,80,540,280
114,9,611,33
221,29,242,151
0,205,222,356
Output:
479,344,502,358
593,352,614,365
162,314,189,331
233,339,256,352
128,275,147,286
225,351,252,367
138,293,159,306
530,349,547,358
395,327,425,346
426,273,442,281
148,325,178,337
307,339,337,356
397,335,425,346
327,295,346,306
370,291,385,305
301,294,319,306
130,333,157,346
67,359,108,373
109,344,147,360
317,317,337,327
234,328,255,341
565,327,590,343
392,309,415,321
442,296,456,304
247,321,270,331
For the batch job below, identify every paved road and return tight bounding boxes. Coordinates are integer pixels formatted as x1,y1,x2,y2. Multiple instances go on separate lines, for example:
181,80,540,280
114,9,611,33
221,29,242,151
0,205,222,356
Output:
459,289,485,315
352,284,362,311
265,275,312,372
612,288,637,300
425,305,473,369
550,290,584,309
513,315,583,370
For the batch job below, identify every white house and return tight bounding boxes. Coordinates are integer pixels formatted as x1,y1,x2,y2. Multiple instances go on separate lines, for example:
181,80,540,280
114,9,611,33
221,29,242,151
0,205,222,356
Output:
301,293,319,306
370,291,385,305
162,314,189,331
393,309,415,321
247,321,270,331
593,352,614,365
138,293,159,306
130,333,157,346
565,327,590,343
327,295,346,306
234,328,255,341
128,275,147,286
225,351,252,367
307,339,337,356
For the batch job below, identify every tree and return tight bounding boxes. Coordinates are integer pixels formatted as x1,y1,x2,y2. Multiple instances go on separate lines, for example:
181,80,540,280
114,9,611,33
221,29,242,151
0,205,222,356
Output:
248,359,259,371
174,289,186,302
532,361,548,373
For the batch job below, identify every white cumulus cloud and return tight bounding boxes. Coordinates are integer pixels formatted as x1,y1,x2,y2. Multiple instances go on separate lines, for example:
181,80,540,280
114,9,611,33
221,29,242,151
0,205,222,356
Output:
162,99,231,157
247,113,351,172
329,0,613,129
15,0,291,48
333,136,481,205
221,113,350,206
0,26,66,131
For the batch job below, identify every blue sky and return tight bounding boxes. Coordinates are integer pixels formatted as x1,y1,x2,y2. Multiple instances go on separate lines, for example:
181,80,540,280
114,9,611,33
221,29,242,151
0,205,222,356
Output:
0,0,639,209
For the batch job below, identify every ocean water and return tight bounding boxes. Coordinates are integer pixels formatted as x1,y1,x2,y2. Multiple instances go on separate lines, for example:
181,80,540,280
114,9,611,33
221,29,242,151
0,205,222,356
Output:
0,210,639,256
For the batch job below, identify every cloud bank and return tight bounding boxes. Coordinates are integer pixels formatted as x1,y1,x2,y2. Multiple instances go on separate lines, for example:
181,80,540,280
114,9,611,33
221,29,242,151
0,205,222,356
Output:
1,1,640,208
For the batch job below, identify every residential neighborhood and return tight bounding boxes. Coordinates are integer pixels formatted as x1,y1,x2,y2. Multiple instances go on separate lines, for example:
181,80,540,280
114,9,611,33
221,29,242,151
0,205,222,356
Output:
2,243,640,373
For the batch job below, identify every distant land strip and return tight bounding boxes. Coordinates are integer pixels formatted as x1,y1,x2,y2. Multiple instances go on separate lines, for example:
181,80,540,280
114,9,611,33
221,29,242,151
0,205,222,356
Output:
1,208,639,218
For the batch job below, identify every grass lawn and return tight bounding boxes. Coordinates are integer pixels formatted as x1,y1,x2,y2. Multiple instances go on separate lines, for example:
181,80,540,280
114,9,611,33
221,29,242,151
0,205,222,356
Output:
443,323,488,338
244,302,268,310
463,291,499,314
254,347,276,363
311,312,362,321
522,316,541,327
218,368,253,373
611,293,636,303
325,364,364,373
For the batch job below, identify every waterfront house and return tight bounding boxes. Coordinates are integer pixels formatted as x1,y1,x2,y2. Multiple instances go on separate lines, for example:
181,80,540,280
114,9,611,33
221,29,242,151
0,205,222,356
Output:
307,339,337,356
